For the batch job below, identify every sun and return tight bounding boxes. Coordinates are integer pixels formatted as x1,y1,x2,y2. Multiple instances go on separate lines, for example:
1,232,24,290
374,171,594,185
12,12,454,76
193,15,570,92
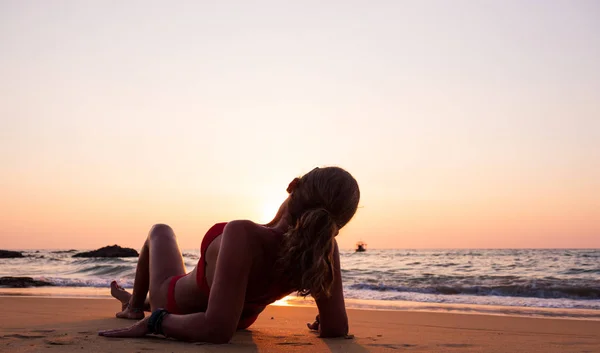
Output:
258,194,286,224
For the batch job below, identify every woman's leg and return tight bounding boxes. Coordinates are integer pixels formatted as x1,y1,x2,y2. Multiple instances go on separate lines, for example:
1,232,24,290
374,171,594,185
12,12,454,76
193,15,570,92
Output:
146,224,187,310
112,224,186,319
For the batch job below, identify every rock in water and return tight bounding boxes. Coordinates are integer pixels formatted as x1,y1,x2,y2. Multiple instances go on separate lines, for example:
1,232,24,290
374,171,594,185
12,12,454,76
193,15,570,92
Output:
0,250,24,258
73,245,139,258
0,277,53,287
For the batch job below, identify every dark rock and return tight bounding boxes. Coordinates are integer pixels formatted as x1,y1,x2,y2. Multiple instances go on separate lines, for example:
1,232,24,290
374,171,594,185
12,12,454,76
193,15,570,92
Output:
0,250,24,258
73,245,139,258
0,276,53,288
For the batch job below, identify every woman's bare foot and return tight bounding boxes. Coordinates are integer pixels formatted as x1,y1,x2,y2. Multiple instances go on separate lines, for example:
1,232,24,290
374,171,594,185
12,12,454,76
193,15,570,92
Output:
111,281,144,319
110,281,132,311
116,305,145,320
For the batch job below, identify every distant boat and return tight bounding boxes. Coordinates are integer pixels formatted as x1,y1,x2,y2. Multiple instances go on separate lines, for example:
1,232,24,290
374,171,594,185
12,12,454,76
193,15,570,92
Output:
355,241,367,252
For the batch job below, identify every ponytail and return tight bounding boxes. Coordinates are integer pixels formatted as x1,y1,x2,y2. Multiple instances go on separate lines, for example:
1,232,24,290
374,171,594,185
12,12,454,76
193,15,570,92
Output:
278,208,338,299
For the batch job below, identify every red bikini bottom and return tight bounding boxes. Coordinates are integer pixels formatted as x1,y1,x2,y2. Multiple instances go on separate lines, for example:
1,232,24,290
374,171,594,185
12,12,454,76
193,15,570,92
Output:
166,274,186,314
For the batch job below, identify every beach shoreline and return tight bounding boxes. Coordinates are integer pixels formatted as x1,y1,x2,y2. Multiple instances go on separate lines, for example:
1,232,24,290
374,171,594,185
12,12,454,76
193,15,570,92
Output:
1,296,599,352
0,287,600,321
2,287,600,322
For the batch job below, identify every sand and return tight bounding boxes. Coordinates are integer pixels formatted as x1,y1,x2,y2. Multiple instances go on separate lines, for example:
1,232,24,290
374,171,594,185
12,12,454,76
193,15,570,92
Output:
0,297,599,352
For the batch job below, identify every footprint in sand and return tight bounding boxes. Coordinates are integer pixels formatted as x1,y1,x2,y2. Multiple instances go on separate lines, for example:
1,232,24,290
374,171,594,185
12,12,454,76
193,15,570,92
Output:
367,343,417,349
44,336,75,345
276,342,314,346
2,334,47,339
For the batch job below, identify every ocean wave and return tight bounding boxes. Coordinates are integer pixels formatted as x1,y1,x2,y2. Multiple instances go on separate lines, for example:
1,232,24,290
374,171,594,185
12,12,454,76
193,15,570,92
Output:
432,263,459,267
71,265,134,277
348,282,600,300
562,268,600,275
41,277,135,288
182,252,199,259
71,257,131,265
35,257,64,262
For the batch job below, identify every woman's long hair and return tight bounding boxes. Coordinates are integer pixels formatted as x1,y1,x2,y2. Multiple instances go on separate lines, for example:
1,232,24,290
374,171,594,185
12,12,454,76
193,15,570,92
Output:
277,167,359,299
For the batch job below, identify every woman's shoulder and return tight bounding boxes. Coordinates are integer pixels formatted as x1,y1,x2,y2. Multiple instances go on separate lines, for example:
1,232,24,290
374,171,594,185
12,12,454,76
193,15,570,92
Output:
224,220,282,246
224,220,275,236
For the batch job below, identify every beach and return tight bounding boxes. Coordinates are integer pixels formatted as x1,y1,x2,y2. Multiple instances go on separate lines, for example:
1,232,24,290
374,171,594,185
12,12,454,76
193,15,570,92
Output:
1,297,599,352
2,1,599,352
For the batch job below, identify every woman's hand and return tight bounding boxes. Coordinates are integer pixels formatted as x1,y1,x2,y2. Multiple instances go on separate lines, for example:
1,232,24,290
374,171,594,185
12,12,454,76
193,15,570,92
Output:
99,316,150,338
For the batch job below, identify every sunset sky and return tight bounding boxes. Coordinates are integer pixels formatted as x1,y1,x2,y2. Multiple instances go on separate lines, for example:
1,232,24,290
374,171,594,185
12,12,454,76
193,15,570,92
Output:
1,1,598,250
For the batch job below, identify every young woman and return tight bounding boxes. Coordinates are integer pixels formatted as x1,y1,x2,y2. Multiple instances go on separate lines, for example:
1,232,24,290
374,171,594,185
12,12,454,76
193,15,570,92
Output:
99,166,360,343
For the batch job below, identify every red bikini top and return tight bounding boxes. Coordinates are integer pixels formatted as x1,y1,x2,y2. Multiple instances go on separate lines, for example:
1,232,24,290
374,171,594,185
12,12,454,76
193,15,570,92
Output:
196,222,292,308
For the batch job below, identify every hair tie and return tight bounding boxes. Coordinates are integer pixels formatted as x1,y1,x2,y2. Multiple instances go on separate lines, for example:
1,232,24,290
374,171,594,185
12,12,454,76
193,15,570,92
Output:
320,208,340,234
287,178,300,194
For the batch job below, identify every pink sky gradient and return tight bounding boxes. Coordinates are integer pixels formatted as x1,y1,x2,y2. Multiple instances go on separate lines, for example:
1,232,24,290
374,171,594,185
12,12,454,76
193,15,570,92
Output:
1,1,598,249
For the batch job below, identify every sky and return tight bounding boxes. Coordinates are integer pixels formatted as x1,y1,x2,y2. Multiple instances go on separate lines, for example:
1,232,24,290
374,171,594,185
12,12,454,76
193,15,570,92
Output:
1,1,599,250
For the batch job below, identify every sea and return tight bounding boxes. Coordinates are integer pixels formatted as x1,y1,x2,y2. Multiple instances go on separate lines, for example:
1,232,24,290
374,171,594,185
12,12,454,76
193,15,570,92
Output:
1,249,599,320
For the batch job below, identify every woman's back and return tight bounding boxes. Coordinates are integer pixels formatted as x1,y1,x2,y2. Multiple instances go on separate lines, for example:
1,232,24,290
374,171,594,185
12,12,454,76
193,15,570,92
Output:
173,221,291,316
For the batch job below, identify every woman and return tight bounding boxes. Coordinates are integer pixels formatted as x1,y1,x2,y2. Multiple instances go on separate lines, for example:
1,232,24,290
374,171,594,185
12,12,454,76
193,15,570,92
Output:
99,166,360,343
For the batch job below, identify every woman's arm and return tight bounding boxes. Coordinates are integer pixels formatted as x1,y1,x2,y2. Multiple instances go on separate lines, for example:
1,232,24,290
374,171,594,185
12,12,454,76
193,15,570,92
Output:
312,240,349,337
162,220,255,343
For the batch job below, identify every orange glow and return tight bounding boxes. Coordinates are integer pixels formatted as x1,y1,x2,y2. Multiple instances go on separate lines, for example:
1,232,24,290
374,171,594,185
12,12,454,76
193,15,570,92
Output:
1,2,599,250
